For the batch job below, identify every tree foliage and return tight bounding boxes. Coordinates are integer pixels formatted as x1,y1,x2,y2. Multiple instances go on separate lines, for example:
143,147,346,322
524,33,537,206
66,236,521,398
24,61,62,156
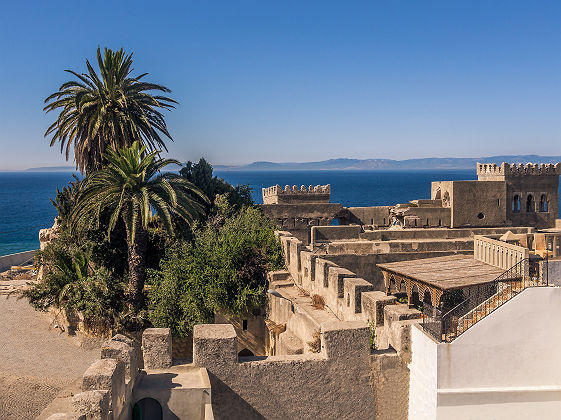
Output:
70,141,207,309
148,203,283,336
44,47,177,174
180,158,252,212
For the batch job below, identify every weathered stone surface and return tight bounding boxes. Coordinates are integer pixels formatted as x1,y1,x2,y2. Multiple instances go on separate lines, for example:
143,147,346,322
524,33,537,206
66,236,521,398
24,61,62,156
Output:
110,333,134,348
193,324,237,367
82,358,125,414
361,291,397,326
193,321,374,420
71,390,110,420
101,339,137,381
384,304,422,328
371,350,410,420
321,320,369,359
142,328,172,369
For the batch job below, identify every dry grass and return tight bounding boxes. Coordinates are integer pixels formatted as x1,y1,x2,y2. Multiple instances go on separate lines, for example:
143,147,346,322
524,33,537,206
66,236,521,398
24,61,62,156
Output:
311,294,325,310
307,330,321,353
298,288,310,297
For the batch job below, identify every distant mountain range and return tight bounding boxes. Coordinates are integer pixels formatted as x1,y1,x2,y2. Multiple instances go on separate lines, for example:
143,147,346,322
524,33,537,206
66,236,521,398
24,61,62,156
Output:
21,155,561,172
214,155,561,171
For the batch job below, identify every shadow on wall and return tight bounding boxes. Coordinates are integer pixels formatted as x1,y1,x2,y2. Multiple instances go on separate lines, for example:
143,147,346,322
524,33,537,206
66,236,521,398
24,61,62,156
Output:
208,372,266,420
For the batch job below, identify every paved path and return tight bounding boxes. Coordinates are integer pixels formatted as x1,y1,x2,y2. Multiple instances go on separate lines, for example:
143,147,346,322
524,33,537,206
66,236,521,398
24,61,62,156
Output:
0,290,101,419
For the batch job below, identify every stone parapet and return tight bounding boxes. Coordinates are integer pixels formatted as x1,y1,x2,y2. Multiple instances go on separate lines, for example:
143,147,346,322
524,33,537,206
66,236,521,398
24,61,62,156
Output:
72,390,110,420
142,328,172,369
101,338,138,383
477,162,561,180
193,320,374,420
262,184,331,204
193,324,238,367
82,358,126,414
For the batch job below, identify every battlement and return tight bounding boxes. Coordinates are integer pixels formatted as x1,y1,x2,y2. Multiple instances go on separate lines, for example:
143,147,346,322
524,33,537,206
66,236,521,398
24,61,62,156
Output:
477,162,561,180
262,184,331,204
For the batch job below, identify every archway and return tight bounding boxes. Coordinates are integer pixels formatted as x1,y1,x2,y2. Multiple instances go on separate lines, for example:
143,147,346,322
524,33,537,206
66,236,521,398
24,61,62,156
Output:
238,348,255,357
133,398,163,420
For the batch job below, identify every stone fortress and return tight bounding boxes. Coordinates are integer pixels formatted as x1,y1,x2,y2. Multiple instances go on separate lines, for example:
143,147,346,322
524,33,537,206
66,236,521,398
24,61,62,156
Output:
43,162,561,420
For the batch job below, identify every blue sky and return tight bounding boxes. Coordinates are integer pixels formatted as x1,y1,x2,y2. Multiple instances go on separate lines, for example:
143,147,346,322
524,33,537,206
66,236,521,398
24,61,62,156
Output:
0,1,560,170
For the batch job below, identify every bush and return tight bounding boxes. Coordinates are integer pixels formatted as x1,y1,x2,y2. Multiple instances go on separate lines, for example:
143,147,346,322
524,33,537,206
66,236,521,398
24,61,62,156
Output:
148,204,283,336
24,246,127,333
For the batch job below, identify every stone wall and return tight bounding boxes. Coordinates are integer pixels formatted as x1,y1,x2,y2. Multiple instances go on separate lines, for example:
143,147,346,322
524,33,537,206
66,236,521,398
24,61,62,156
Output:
261,203,344,243
432,180,507,228
342,206,392,226
45,334,139,420
215,312,267,356
193,322,375,420
262,184,331,204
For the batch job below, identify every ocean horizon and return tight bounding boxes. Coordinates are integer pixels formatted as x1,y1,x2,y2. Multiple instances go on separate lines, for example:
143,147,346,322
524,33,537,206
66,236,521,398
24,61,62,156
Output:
2,169,557,257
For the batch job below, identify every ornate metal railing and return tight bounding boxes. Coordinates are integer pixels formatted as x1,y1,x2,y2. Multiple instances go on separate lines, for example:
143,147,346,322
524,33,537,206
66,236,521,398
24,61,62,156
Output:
422,257,547,342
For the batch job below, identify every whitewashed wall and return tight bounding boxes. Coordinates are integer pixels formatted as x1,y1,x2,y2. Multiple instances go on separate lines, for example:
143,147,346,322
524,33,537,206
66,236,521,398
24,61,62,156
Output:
408,326,438,420
410,287,561,420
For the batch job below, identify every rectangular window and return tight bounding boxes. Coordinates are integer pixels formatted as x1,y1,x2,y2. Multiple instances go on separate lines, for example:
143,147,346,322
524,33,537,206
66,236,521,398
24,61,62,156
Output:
242,320,248,331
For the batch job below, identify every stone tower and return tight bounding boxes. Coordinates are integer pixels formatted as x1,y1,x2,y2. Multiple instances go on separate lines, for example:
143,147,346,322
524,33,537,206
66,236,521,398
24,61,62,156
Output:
477,163,561,228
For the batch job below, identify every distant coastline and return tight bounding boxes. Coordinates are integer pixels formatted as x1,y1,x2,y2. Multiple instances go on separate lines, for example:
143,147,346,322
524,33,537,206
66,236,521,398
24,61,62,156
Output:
3,154,561,173
215,155,561,171
25,166,76,172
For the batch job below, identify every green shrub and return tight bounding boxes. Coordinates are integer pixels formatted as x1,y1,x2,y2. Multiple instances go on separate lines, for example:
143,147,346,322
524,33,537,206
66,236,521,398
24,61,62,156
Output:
148,204,283,336
24,246,127,333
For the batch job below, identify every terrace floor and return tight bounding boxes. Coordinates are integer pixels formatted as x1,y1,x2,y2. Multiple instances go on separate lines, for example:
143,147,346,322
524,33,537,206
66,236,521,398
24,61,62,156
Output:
0,289,101,419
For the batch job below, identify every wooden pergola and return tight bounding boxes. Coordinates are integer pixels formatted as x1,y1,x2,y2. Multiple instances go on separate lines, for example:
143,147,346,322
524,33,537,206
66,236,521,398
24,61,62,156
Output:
377,255,506,308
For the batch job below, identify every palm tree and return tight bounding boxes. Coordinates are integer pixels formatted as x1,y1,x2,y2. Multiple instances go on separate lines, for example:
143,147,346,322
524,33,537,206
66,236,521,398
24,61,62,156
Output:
44,47,177,174
70,141,208,309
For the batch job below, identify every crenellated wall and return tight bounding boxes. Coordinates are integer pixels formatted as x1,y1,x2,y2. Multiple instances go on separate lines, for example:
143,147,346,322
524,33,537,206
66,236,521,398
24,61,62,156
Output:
193,322,375,420
477,162,561,180
262,184,331,204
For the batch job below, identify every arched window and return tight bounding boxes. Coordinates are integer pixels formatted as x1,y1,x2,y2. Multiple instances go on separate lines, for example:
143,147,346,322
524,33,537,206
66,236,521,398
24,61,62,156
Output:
526,195,535,213
512,195,521,213
540,195,548,212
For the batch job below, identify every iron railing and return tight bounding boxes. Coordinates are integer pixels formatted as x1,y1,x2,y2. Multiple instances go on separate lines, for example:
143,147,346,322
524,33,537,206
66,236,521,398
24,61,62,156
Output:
421,303,442,341
422,256,547,342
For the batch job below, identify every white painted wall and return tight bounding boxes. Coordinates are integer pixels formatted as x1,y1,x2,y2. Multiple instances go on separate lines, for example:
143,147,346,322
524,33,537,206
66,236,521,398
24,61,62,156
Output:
408,325,438,420
411,287,561,420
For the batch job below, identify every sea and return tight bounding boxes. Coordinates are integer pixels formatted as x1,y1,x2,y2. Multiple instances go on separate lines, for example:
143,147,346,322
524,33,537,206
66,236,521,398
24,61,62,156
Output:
2,168,547,257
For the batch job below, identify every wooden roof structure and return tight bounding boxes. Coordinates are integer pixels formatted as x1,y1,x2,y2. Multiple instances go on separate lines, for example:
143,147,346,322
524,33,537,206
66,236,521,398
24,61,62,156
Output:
377,254,506,307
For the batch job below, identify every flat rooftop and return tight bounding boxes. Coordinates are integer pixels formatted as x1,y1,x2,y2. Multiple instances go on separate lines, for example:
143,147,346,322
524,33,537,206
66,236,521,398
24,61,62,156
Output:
377,254,506,291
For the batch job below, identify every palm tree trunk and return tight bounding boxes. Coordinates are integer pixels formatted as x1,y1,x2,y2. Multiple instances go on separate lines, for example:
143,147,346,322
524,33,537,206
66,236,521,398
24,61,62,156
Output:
125,220,148,310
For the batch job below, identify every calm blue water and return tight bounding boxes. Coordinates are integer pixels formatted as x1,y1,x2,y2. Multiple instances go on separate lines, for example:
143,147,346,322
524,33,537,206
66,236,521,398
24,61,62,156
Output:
2,169,558,256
